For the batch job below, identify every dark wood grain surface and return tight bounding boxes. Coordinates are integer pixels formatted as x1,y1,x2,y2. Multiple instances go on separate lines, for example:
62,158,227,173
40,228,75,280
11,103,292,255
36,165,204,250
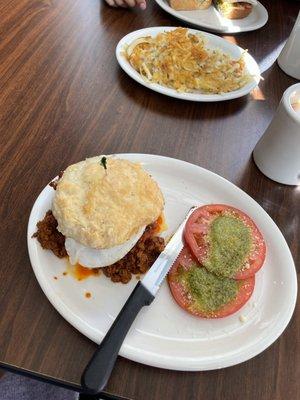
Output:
0,0,299,399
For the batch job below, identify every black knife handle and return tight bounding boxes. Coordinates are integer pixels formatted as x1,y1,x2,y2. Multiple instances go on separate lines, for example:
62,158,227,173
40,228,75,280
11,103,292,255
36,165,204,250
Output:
81,281,154,395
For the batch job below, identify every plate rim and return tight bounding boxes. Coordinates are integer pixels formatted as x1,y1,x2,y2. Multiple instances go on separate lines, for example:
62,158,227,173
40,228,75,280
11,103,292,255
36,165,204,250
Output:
115,26,261,102
154,0,269,34
27,153,298,371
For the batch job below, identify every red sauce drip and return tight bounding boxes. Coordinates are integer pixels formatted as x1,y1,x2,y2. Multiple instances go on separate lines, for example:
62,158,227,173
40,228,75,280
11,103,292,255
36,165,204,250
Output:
73,264,100,281
154,214,167,234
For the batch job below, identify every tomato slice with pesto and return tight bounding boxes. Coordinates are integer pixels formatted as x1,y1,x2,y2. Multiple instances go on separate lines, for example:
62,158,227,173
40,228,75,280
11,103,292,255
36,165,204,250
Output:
184,204,266,280
168,246,255,318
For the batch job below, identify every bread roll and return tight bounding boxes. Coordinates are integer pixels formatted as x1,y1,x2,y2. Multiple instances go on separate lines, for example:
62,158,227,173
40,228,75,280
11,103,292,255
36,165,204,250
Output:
169,0,212,11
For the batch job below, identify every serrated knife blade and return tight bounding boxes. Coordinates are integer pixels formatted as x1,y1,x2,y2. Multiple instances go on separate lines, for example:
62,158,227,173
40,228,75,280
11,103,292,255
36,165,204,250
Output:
141,206,197,296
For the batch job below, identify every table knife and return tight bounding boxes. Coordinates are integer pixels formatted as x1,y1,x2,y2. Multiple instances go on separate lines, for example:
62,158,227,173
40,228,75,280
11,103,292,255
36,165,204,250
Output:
81,206,197,395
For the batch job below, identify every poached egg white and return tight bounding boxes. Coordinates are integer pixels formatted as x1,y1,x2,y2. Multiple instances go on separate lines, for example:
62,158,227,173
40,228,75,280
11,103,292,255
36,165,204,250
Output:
65,226,145,268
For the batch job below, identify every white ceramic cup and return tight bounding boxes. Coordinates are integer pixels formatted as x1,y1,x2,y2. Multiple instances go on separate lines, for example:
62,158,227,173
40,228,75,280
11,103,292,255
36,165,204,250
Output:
277,11,300,80
253,83,300,185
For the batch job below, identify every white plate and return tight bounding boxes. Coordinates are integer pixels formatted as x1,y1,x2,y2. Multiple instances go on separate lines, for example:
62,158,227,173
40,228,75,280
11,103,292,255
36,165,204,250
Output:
116,27,260,102
154,0,268,34
27,154,297,371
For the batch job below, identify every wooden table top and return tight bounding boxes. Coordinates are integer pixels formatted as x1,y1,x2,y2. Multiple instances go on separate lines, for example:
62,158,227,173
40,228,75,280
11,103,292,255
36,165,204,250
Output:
0,0,299,398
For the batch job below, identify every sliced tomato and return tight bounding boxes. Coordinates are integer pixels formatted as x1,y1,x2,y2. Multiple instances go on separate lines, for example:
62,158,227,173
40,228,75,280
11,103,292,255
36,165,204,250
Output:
184,204,266,280
168,246,255,319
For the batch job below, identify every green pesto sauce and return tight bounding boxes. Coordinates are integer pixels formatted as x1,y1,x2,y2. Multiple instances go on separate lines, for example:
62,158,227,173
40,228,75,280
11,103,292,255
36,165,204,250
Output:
204,215,251,278
180,266,238,313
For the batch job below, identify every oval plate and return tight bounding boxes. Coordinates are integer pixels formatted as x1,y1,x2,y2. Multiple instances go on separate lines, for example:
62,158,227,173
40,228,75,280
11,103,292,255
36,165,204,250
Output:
154,0,268,34
116,27,260,102
27,154,297,371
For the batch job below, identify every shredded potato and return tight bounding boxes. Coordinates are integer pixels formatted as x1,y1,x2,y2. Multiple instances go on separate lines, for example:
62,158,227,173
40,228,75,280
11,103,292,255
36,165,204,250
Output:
126,28,252,94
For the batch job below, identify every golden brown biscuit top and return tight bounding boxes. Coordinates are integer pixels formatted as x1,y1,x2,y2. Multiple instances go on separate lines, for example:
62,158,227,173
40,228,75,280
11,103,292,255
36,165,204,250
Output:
52,157,164,248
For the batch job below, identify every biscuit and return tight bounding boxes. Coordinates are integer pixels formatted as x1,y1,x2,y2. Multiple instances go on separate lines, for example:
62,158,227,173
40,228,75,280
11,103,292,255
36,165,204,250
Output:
52,157,164,249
